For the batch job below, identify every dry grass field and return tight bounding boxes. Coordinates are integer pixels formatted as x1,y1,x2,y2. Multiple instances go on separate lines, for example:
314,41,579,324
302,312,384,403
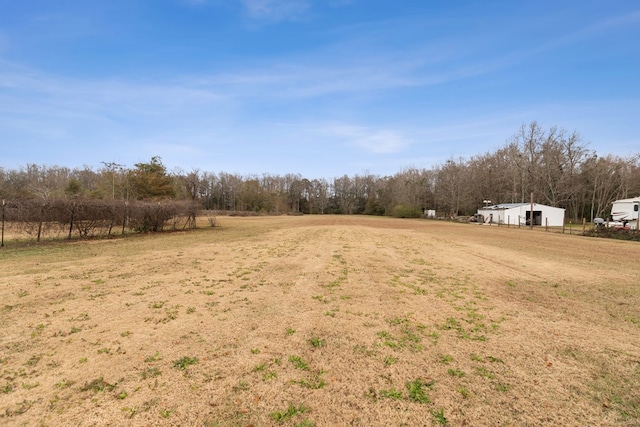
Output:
1,215,639,427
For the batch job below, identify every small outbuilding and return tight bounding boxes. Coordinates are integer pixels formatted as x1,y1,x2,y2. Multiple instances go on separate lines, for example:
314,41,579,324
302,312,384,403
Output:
476,202,565,227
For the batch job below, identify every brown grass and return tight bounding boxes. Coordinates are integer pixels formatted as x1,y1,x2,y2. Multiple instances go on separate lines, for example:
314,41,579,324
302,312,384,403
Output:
1,215,639,426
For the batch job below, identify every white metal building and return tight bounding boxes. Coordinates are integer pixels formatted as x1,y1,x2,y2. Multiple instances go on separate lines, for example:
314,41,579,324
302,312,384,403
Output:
476,203,565,227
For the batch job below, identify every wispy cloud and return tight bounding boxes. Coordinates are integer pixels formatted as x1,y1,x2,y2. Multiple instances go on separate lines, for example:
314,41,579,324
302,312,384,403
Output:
464,9,640,76
0,60,231,169
572,9,640,38
241,0,311,22
184,47,461,101
323,123,409,154
0,60,224,115
192,64,416,99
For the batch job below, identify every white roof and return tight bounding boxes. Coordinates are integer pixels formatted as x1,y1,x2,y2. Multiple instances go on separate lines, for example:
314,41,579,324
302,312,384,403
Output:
481,203,564,211
480,203,564,210
613,196,640,203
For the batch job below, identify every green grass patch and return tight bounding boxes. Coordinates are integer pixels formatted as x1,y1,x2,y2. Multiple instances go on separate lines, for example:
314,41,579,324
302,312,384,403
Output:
309,336,326,348
447,368,466,377
379,387,403,399
431,408,449,425
405,378,433,404
172,356,198,370
289,355,310,371
81,377,117,393
270,403,310,423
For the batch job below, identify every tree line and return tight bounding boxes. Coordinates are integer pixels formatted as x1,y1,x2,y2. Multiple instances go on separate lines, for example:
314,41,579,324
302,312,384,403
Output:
2,198,199,242
1,122,639,236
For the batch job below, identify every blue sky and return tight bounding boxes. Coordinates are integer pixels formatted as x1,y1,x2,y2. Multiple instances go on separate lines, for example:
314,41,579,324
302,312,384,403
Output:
1,1,639,178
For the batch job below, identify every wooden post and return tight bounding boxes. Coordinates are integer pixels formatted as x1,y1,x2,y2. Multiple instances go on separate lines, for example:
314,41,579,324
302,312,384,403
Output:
68,203,75,240
1,199,5,247
122,201,128,235
582,218,586,235
507,215,510,228
562,221,565,234
545,217,548,231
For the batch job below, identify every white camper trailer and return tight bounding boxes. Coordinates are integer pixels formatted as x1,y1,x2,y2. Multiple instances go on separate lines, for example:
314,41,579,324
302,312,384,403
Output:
611,197,640,230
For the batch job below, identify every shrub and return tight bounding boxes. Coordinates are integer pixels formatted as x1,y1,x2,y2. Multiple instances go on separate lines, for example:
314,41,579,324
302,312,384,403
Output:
390,204,421,218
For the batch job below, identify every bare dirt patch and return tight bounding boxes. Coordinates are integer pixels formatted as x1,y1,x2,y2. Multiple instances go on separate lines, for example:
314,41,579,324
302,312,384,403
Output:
1,215,639,426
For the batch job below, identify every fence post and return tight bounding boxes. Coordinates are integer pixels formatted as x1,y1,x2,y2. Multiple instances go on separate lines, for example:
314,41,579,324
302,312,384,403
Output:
1,200,5,247
122,201,128,235
68,203,75,240
582,218,586,235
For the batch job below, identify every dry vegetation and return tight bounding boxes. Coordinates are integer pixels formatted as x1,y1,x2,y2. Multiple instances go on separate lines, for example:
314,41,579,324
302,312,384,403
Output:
1,215,639,426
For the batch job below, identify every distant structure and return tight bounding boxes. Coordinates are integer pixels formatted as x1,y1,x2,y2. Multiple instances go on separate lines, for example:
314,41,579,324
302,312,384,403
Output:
424,209,436,219
610,196,640,230
475,202,565,227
